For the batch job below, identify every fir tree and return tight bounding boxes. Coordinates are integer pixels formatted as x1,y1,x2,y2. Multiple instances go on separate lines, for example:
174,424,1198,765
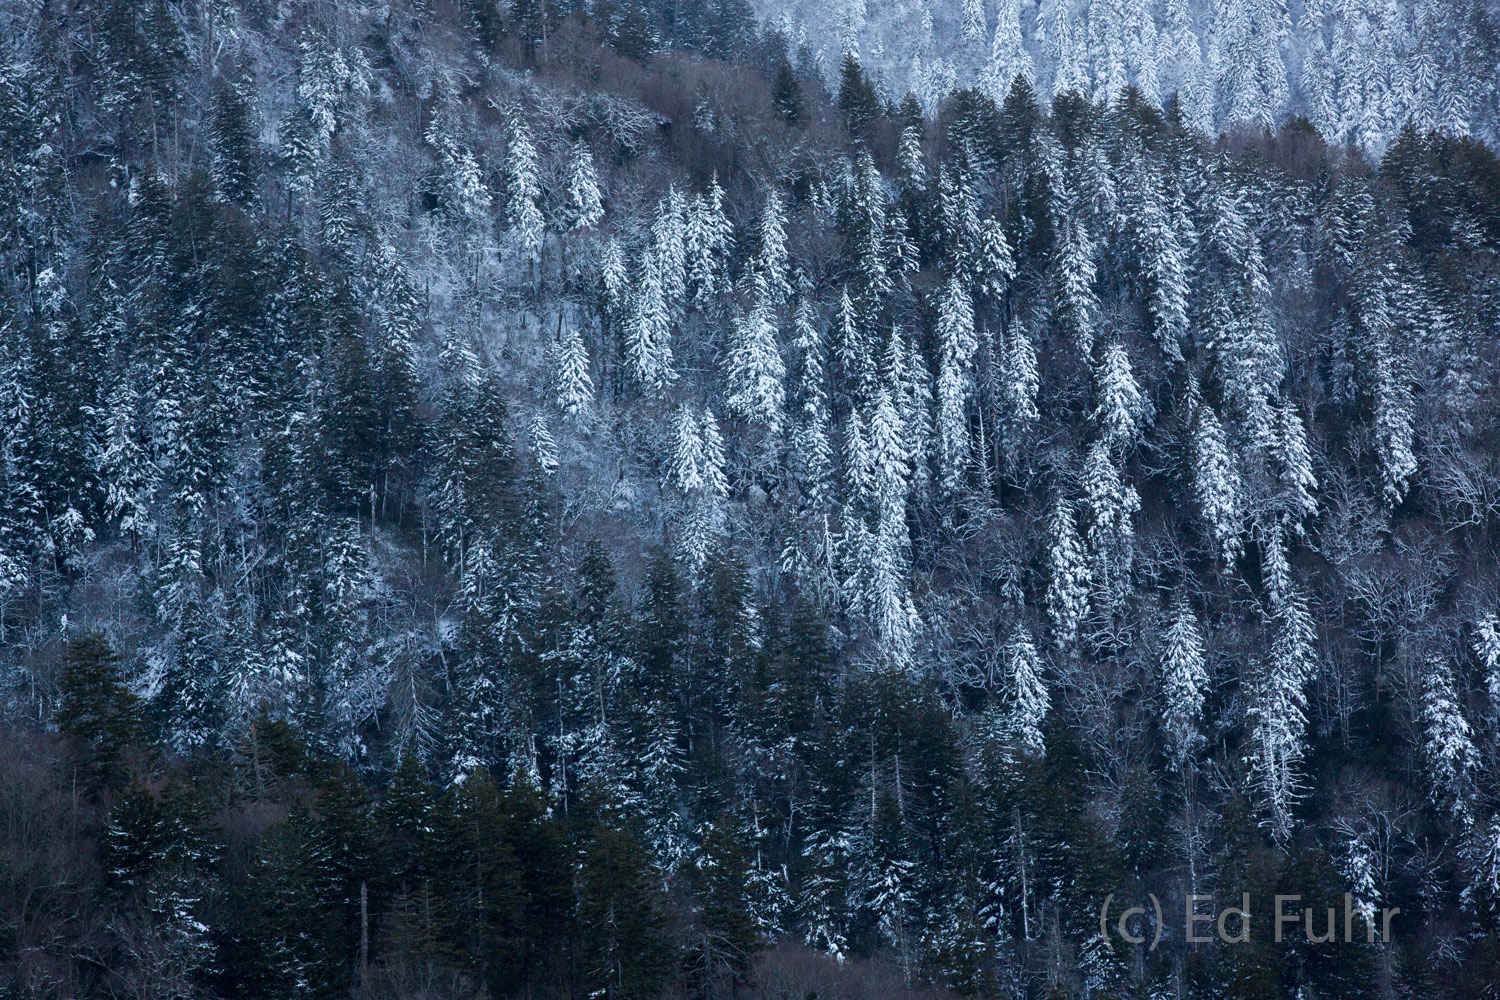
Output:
750,188,792,306
1160,600,1209,771
505,111,545,267
55,633,148,788
1420,655,1478,825
1093,341,1147,452
1055,211,1099,357
724,295,787,436
564,139,605,230
1476,615,1500,714
936,277,978,496
688,174,732,307
998,325,1040,464
1081,440,1140,599
1001,626,1049,757
1190,398,1245,565
771,61,804,125
1045,497,1091,650
625,250,675,395
554,314,594,421
1245,592,1315,841
208,78,261,208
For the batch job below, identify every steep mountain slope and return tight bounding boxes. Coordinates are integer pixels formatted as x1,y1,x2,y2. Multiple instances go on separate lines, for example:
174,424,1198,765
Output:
4,1,1500,997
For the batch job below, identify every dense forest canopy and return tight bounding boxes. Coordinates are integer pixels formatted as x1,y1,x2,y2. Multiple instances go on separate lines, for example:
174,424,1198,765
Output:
3,1,1500,998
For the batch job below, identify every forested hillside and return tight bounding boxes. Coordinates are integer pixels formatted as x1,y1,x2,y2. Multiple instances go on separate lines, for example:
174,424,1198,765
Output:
4,1,1500,998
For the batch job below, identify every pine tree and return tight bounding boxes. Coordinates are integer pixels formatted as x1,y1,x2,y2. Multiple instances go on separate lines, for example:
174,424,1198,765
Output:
506,111,545,267
1271,399,1318,535
1131,168,1190,357
554,315,594,420
1045,498,1091,650
423,96,491,229
1371,345,1416,508
1093,341,1147,452
687,814,763,994
55,633,148,788
599,238,630,321
751,188,792,305
688,174,732,307
1245,592,1315,841
963,0,987,47
528,413,559,474
789,297,833,510
625,250,675,394
837,51,881,134
1081,439,1140,599
1476,616,1500,714
1055,211,1099,357
1001,626,1049,757
370,239,424,492
671,405,707,497
1300,0,1339,134
565,139,605,230
1160,599,1209,771
724,295,787,436
576,823,674,1000
771,61,804,125
936,277,978,496
654,187,689,314
988,0,1034,96
1420,655,1478,824
1190,399,1244,565
998,326,1040,465
1089,0,1129,102
977,215,1017,304
208,78,261,208
672,407,728,572
852,389,919,661
96,380,152,539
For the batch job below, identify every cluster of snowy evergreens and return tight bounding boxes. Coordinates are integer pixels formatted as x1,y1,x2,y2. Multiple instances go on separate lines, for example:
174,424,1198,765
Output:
761,0,1496,151
5,0,1500,997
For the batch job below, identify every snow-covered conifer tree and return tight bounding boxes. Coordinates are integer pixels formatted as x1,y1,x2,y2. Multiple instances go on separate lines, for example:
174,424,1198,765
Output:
506,111,544,265
96,382,152,538
1045,497,1091,649
998,326,1040,463
626,251,675,394
672,406,729,572
1055,212,1099,357
936,278,978,495
565,139,604,230
1002,626,1049,757
1190,399,1244,565
689,174,733,306
1161,599,1209,770
1093,341,1146,452
1476,616,1500,713
671,405,706,495
555,316,594,420
789,298,833,508
962,0,987,47
1245,592,1316,841
988,0,1034,95
528,412,558,474
1081,440,1140,595
1420,655,1478,824
1271,399,1318,534
725,295,787,436
1372,346,1416,508
751,189,792,305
